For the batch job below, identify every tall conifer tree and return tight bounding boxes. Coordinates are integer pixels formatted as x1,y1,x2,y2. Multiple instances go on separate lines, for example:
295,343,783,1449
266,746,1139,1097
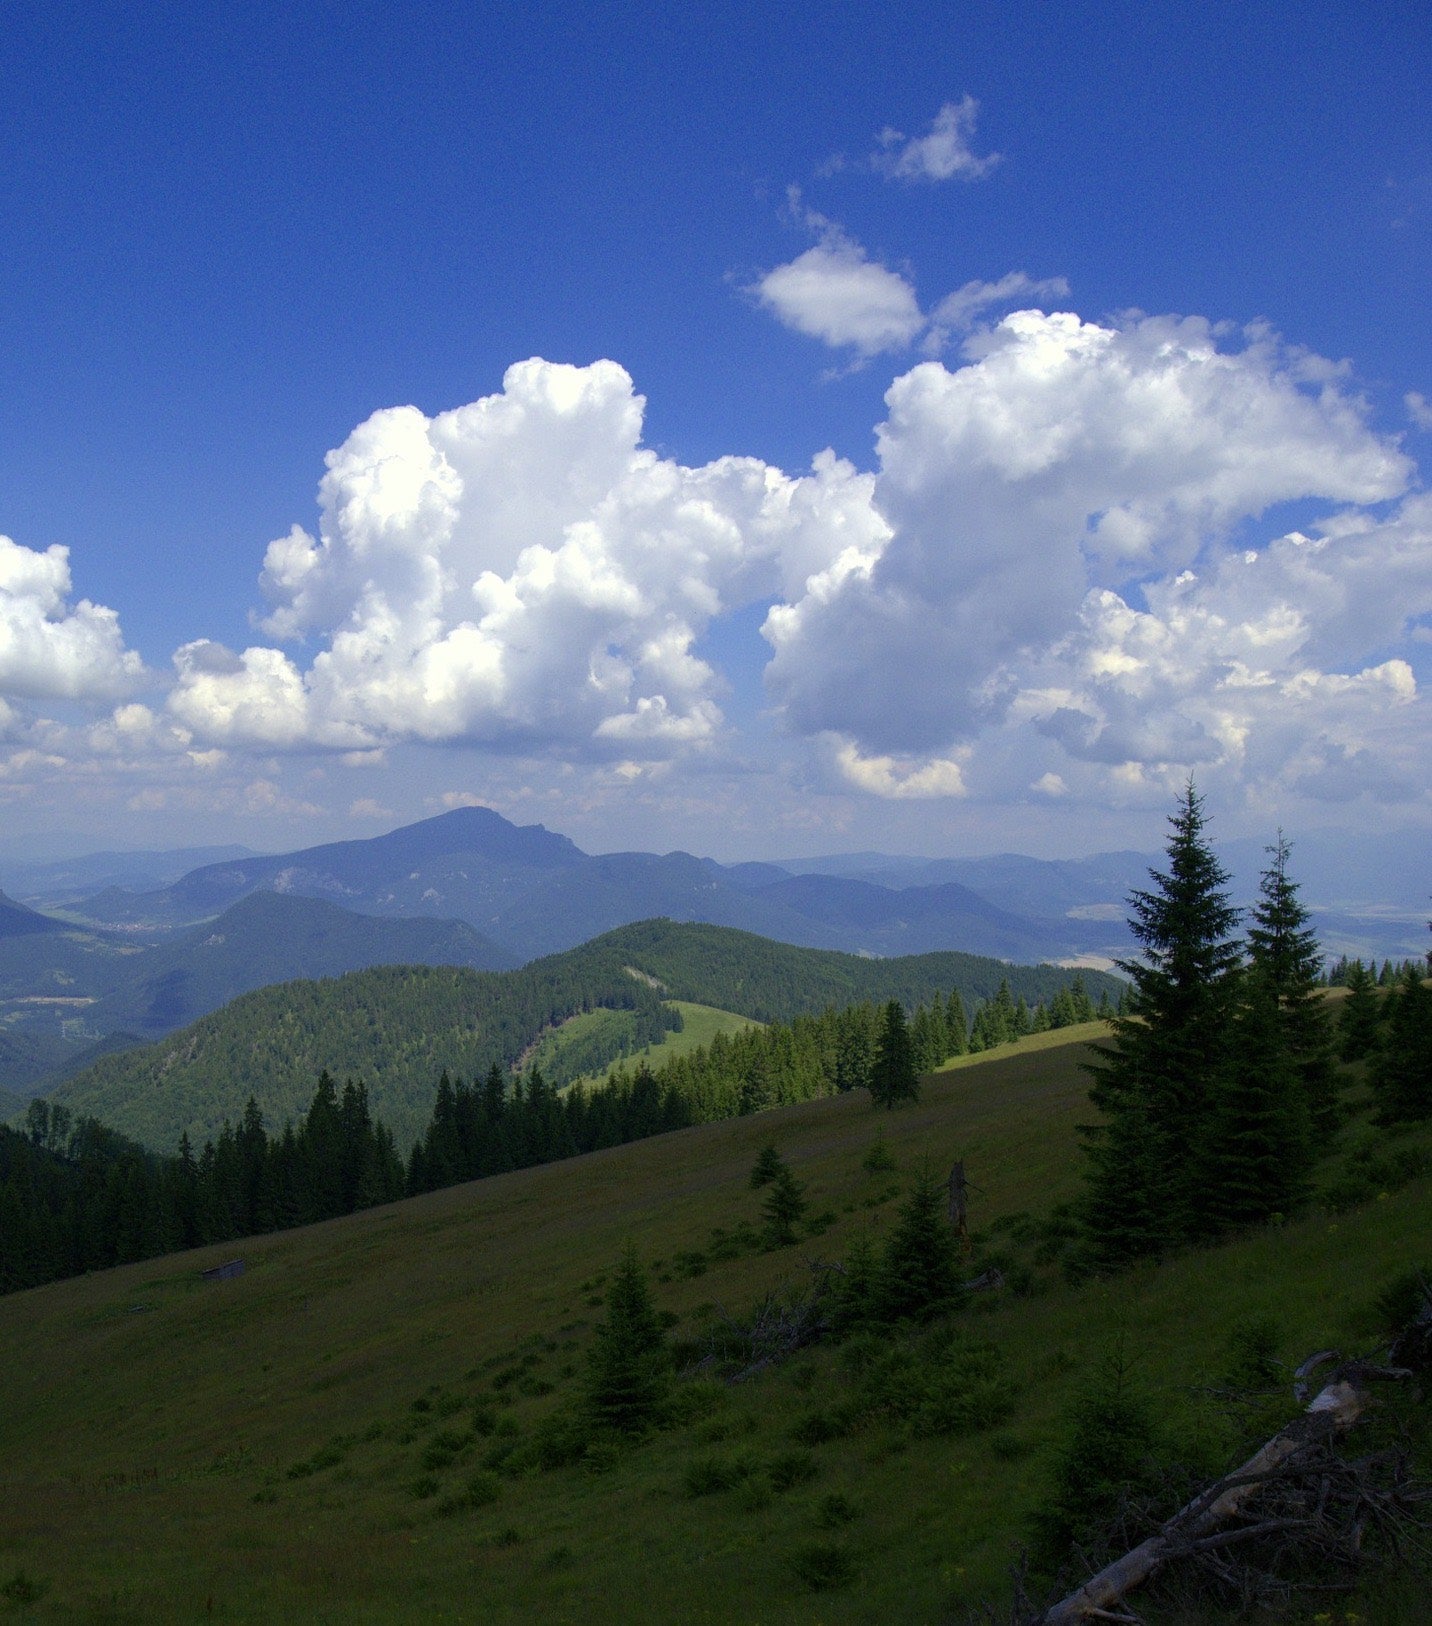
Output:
1247,833,1338,1136
1080,782,1241,1258
869,1000,919,1108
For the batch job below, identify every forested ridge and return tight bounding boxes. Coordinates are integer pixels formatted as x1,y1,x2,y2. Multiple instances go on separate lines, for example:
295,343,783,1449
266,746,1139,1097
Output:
36,920,1122,1153
2,949,1114,1295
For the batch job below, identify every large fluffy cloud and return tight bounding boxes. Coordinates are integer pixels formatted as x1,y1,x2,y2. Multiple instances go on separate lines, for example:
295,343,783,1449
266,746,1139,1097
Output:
157,316,1430,821
0,536,143,706
169,359,885,756
761,311,1423,805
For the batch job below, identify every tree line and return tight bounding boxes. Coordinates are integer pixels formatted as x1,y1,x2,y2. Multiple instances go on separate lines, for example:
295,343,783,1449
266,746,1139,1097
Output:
0,1060,699,1296
592,973,1112,1124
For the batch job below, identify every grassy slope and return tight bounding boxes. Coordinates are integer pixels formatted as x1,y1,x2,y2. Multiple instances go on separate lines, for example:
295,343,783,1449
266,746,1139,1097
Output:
631,999,762,1068
547,1000,763,1094
0,1029,1425,1624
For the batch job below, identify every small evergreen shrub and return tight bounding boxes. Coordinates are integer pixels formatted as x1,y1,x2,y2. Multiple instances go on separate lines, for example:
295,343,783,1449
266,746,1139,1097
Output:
532,1407,592,1470
1219,1317,1282,1390
663,1377,726,1426
790,1403,860,1445
790,1542,857,1591
581,1439,620,1476
917,1341,1018,1436
861,1131,895,1174
1374,1265,1432,1335
815,1492,858,1528
0,1571,46,1605
682,1452,756,1496
1027,1357,1164,1572
421,1429,472,1471
767,1450,818,1492
436,1471,502,1516
409,1475,441,1500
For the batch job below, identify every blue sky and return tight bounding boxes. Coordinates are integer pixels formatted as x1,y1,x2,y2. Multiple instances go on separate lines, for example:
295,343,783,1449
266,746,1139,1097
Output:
1,0,1429,863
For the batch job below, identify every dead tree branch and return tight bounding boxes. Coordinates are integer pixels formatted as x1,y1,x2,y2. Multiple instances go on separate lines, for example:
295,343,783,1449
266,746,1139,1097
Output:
1038,1354,1419,1625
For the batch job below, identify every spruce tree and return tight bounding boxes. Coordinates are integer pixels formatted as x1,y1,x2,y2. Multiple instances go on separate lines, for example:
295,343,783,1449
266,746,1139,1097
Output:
761,1162,808,1248
869,1001,919,1108
875,1164,959,1322
1080,782,1241,1258
583,1245,669,1435
1196,969,1312,1231
1338,961,1381,1061
945,990,969,1055
1369,965,1432,1124
749,1143,785,1188
1246,833,1338,1137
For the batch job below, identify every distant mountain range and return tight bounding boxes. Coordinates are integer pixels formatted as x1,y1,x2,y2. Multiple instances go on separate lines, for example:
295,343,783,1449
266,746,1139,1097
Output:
0,805,1420,1099
36,805,1112,965
0,884,513,1093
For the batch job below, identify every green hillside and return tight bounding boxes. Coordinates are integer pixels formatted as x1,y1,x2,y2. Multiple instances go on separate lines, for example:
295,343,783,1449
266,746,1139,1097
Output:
0,1026,81,1094
40,921,1122,1154
0,1029,1425,1624
582,917,1121,1023
540,1000,763,1094
41,954,675,1154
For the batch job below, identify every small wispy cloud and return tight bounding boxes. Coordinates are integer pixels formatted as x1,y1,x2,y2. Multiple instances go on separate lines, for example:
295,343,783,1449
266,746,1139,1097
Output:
927,271,1071,347
752,207,924,358
1406,390,1432,430
873,97,1000,183
751,194,1064,361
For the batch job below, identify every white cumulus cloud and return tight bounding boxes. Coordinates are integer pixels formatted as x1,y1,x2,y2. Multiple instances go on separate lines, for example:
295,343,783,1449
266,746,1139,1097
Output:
0,536,144,704
753,227,925,358
753,207,1065,361
168,359,885,758
928,272,1071,342
762,310,1423,808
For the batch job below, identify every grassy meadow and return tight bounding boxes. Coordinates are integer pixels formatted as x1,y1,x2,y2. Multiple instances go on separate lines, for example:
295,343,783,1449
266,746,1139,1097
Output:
0,1024,1427,1624
544,1000,764,1095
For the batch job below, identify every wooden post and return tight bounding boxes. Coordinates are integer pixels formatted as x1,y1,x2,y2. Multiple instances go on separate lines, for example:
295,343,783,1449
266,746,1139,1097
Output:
948,1161,969,1257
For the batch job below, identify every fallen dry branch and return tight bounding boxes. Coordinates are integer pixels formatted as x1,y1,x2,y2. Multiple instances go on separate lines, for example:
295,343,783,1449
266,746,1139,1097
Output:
1038,1356,1420,1625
